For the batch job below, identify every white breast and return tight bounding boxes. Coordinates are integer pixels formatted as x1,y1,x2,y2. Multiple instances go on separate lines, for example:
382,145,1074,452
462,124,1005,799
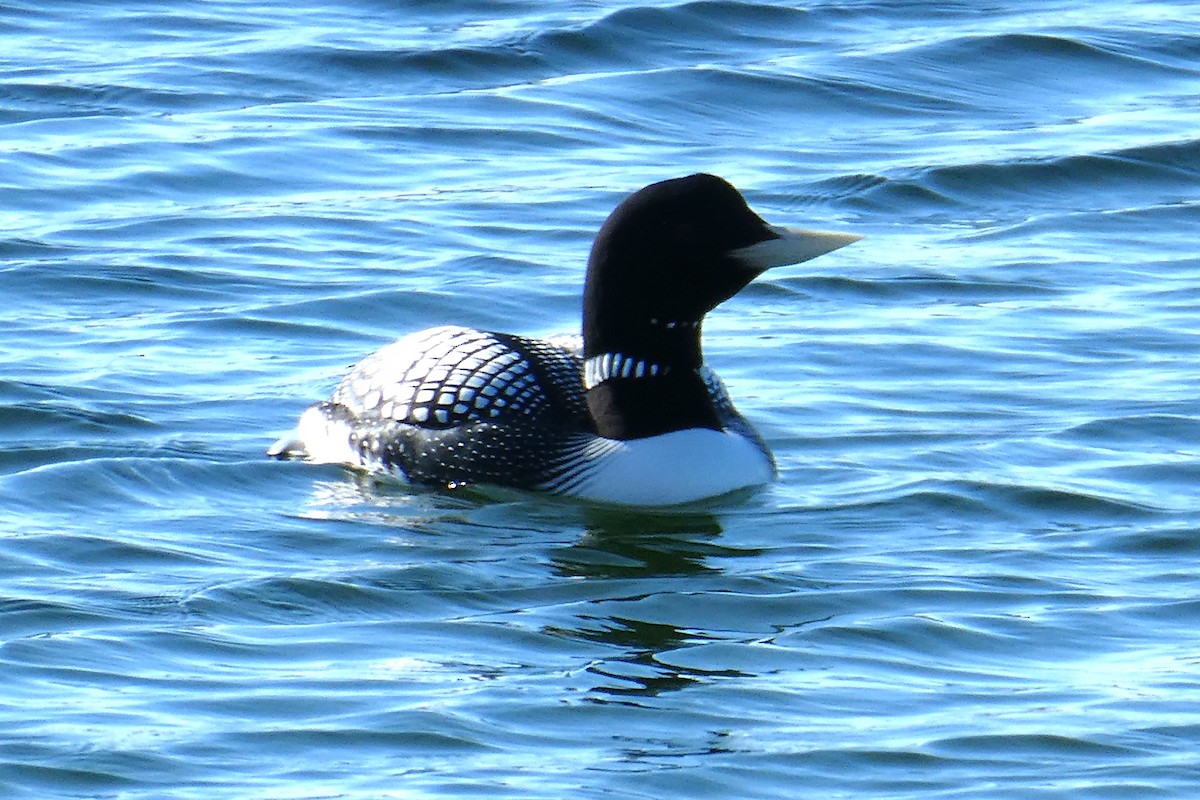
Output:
558,428,776,507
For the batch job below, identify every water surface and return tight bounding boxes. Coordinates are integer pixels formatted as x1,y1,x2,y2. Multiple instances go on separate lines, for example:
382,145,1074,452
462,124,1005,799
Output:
2,1,1200,797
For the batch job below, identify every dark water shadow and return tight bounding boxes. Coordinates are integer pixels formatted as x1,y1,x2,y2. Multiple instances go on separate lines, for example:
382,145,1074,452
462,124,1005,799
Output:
551,507,731,578
289,472,772,700
546,508,770,701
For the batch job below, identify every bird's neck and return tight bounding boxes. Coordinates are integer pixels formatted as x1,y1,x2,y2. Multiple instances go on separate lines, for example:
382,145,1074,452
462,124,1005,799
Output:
581,314,719,440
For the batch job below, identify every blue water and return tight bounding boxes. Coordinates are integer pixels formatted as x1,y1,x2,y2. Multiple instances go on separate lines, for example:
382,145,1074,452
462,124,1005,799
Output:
3,1,1200,797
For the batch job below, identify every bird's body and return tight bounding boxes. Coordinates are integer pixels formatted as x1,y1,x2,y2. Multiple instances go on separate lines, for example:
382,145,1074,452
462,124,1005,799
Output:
270,174,859,506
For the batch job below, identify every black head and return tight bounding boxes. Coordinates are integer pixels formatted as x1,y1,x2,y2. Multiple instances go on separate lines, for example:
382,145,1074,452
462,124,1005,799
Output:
583,174,766,351
578,174,861,440
581,174,858,360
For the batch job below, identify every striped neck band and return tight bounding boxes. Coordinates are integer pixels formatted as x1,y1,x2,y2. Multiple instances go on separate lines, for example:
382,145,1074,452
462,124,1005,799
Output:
583,352,671,391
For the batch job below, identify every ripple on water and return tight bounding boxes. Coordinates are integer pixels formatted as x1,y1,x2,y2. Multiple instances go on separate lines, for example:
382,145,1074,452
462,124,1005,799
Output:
4,0,1200,798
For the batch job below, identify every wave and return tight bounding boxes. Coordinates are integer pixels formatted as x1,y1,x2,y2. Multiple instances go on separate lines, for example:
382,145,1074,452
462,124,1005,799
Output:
805,137,1200,219
792,476,1167,524
856,30,1200,105
919,139,1200,204
1061,413,1200,448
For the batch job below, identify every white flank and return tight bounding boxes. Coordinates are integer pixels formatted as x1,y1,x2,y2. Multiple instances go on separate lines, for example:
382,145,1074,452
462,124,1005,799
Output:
562,428,775,506
291,405,363,467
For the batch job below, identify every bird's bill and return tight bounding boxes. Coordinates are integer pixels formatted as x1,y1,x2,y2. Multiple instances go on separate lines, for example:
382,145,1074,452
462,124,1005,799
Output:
732,224,863,271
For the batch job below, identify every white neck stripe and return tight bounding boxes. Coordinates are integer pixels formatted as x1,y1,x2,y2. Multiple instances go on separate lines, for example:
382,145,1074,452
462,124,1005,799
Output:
583,352,671,390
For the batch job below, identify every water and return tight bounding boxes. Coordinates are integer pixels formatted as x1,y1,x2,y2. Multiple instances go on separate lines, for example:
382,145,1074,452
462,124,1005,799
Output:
3,0,1199,797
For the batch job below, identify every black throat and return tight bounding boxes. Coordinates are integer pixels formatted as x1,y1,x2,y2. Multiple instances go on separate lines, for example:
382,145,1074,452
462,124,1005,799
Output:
585,367,721,440
581,319,722,440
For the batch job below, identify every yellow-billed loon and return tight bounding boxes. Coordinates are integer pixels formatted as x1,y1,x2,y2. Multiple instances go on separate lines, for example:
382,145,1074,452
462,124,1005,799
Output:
269,174,860,506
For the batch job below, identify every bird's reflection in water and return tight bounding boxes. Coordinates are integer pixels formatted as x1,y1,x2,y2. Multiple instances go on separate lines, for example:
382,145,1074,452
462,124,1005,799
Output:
553,507,727,578
550,507,764,701
296,474,767,701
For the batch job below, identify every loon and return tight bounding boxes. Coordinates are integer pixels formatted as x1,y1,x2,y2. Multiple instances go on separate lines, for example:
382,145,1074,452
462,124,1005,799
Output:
269,174,860,506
